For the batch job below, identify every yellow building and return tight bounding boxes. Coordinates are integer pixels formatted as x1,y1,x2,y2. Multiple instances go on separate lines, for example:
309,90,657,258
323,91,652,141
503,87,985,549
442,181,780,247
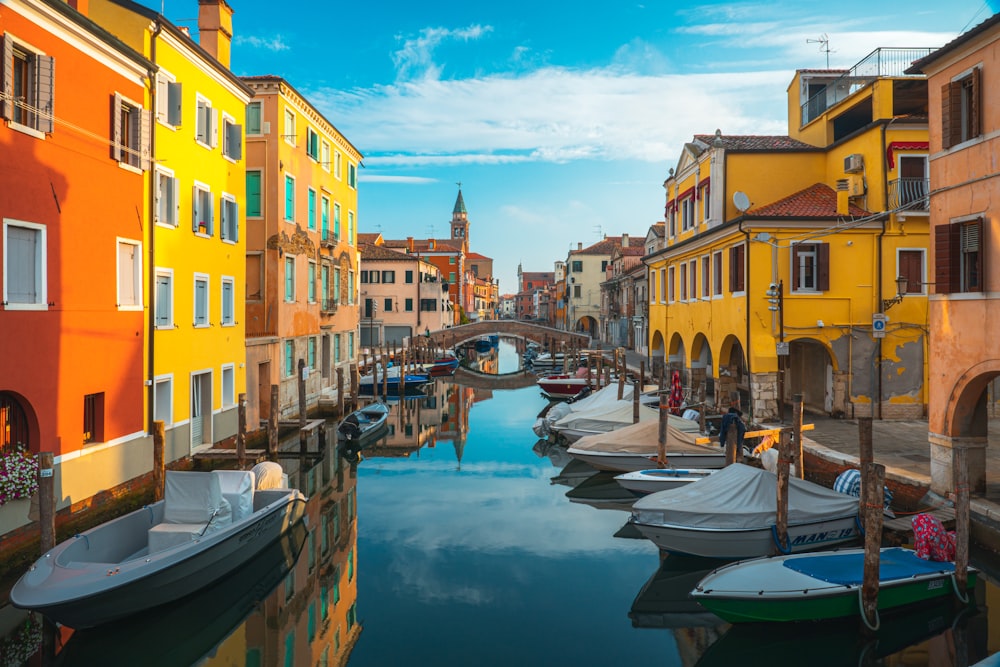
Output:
646,48,934,421
89,0,253,456
240,76,362,426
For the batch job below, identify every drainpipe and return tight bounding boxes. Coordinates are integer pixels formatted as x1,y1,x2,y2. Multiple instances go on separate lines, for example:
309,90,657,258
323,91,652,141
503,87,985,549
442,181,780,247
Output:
146,21,162,434
875,120,892,420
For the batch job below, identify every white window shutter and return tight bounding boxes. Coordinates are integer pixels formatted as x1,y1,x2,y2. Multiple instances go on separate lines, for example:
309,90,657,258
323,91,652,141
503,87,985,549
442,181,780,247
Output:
140,109,152,171
220,197,228,240
192,185,201,232
172,177,180,226
35,55,54,134
211,107,219,148
1,37,13,120
233,200,239,242
208,192,215,234
156,75,168,123
112,93,122,162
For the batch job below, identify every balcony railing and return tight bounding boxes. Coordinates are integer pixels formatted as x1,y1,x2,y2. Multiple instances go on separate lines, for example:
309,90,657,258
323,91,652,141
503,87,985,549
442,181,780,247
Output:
888,177,929,211
800,47,934,125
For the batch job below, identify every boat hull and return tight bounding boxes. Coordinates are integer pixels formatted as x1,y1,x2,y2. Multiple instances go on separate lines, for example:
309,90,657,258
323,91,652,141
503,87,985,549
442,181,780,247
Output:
615,469,715,495
11,491,307,628
566,449,726,473
692,547,977,623
537,375,590,399
631,514,859,559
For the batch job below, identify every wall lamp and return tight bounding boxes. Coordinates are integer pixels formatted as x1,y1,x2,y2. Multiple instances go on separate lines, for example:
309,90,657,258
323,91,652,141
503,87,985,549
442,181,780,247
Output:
881,276,908,312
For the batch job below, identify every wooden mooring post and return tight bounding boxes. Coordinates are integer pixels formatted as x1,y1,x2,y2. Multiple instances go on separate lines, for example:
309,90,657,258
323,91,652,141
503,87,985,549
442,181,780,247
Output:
658,393,669,468
861,462,886,632
792,393,804,479
268,384,279,459
350,364,359,410
954,446,970,594
632,379,640,424
297,358,307,427
153,420,165,501
336,368,345,417
859,416,873,525
38,451,55,554
237,393,247,469
774,428,791,554
725,420,739,465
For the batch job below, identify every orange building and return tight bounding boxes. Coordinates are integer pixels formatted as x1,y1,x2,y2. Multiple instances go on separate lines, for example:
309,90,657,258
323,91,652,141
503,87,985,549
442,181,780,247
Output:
0,0,153,524
910,15,1000,494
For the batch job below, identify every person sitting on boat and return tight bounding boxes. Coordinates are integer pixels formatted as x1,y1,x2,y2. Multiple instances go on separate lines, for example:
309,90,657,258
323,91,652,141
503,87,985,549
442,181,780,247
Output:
718,408,746,450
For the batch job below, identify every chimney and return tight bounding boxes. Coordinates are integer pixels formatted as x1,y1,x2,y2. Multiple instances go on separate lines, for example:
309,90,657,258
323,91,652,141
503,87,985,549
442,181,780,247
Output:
621,233,629,247
835,179,850,216
198,0,234,67
407,236,414,253
67,0,89,15
577,242,582,250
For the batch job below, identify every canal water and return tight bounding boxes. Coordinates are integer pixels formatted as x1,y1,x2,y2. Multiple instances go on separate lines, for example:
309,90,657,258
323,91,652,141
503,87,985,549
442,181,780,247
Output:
9,340,998,665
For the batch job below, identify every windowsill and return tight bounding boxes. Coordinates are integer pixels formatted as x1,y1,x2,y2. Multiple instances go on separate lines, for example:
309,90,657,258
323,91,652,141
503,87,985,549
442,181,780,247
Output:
155,324,175,330
156,120,178,131
193,324,210,329
7,121,45,140
731,291,746,298
118,305,144,312
221,238,237,245
195,139,212,150
221,322,236,327
156,221,180,229
117,161,143,175
223,154,239,165
195,232,212,238
3,303,48,311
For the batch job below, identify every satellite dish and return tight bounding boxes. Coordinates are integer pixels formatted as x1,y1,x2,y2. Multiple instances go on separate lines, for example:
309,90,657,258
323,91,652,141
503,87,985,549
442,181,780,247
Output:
733,191,751,212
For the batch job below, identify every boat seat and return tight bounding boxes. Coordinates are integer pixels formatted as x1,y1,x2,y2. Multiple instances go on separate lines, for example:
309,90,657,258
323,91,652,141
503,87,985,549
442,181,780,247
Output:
213,470,255,522
148,471,232,553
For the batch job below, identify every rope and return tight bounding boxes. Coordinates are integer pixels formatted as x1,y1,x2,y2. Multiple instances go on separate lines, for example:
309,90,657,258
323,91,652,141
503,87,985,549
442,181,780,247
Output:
858,586,881,631
951,572,970,604
855,514,866,537
771,523,792,554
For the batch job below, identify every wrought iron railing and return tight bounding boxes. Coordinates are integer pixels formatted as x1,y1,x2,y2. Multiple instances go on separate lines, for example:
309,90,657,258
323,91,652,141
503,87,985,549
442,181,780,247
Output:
800,47,934,125
888,177,929,210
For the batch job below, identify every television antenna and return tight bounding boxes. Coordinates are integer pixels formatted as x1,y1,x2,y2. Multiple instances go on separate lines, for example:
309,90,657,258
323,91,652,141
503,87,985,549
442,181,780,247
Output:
593,225,603,239
807,34,832,68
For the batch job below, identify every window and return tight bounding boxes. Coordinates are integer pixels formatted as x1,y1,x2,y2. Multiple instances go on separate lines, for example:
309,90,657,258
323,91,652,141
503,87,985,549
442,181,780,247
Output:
333,269,341,304
308,262,316,303
942,68,981,149
117,239,142,310
573,285,581,298
222,114,242,160
247,253,262,301
449,256,456,265
420,298,436,311
283,108,296,145
348,271,354,305
405,298,413,311
321,140,330,171
936,218,983,293
306,128,319,160
321,264,329,308
307,188,316,231
221,365,234,406
449,272,456,283
713,251,723,296
285,256,296,302
680,265,687,301
348,163,357,188
381,271,395,284
668,205,676,237
238,172,260,220
156,169,180,226
660,267,667,303
384,298,392,312
153,377,172,424
898,249,925,295
282,176,298,223
285,340,294,377
333,203,341,241
220,195,239,242
334,151,342,179
649,271,656,304
689,261,697,300
154,270,173,327
791,242,829,292
3,220,46,309
728,244,746,293
195,95,217,147
155,72,183,127
192,184,214,235
702,186,711,221
246,100,262,135
2,38,54,134
221,277,234,325
308,337,317,369
194,275,209,327
113,93,149,170
701,256,710,299
83,392,104,444
348,211,354,243
348,331,354,356
405,270,413,284
571,260,582,272
321,196,330,241
334,333,342,364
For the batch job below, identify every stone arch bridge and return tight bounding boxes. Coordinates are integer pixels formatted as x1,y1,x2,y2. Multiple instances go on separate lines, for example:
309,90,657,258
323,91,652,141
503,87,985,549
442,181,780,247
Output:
421,321,590,351
453,367,540,390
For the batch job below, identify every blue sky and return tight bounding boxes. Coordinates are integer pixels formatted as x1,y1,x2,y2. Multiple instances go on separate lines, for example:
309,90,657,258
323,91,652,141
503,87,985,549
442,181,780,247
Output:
159,0,996,292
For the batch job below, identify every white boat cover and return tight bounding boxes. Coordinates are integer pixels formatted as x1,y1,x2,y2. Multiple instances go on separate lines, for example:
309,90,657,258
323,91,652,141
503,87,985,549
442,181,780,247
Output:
150,472,233,553
632,463,860,529
570,418,709,454
554,401,701,434
545,384,635,423
251,461,286,490
213,470,255,522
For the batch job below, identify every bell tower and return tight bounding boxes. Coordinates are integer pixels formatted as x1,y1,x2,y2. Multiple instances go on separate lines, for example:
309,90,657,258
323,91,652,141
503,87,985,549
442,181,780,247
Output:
450,184,469,250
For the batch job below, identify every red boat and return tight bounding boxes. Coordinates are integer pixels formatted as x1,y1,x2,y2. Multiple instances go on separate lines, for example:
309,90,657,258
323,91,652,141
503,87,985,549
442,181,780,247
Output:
425,355,460,376
537,374,591,399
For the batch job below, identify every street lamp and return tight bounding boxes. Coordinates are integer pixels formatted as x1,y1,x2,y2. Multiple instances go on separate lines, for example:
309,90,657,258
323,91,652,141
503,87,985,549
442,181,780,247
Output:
881,276,908,312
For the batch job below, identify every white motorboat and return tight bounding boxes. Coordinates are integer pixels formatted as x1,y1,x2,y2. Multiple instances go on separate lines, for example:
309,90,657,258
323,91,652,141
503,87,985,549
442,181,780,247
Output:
11,469,306,628
552,401,700,444
566,419,724,472
615,468,716,495
630,463,861,559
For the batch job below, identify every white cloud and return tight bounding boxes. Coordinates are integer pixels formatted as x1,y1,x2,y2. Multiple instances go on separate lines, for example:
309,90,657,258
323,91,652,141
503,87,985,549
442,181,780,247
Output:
392,24,495,81
361,175,438,184
233,34,290,52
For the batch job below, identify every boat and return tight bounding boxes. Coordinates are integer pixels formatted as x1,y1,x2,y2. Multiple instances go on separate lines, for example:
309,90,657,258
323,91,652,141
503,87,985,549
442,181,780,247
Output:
629,554,726,629
615,468,716,495
691,546,977,624
550,399,700,444
474,336,493,352
530,352,565,369
337,402,390,447
630,463,860,559
566,418,724,472
537,373,592,400
564,471,638,511
358,364,431,394
423,351,460,376
53,520,308,666
11,469,307,628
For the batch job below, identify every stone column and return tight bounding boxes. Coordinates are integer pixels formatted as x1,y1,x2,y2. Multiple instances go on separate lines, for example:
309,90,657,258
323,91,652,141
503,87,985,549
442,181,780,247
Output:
751,371,780,422
928,433,987,496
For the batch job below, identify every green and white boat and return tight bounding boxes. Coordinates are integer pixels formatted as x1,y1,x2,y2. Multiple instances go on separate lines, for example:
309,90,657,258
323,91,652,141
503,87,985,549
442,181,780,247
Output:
691,547,976,624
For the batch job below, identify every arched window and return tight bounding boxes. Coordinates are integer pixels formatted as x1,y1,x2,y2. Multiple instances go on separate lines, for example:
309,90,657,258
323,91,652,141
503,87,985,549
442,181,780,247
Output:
0,392,30,455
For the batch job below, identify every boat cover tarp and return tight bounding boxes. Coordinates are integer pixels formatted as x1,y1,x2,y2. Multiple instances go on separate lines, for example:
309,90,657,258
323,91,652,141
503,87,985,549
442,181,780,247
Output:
545,384,640,423
251,461,286,490
213,470,255,521
632,463,859,529
554,402,701,433
783,547,954,585
570,418,708,454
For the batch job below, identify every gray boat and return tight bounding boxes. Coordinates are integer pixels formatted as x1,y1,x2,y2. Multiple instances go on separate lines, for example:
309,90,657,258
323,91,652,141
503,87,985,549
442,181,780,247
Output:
11,468,306,628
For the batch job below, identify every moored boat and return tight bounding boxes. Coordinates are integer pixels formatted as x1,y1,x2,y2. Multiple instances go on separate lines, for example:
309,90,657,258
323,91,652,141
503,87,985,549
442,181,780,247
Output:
630,463,860,559
566,418,724,472
358,364,431,394
11,469,307,628
691,546,977,624
615,468,715,495
337,402,390,446
537,373,591,399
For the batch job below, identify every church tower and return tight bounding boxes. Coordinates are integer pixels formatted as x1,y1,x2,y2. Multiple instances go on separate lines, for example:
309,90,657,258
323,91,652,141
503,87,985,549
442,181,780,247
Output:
450,186,469,250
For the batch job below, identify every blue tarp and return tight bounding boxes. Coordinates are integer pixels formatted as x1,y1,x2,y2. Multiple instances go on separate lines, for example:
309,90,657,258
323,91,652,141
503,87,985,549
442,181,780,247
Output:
783,547,955,586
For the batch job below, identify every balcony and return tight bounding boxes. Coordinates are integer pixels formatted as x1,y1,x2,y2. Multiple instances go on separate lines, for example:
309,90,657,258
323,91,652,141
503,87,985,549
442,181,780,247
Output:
888,177,929,211
800,48,934,126
321,298,339,313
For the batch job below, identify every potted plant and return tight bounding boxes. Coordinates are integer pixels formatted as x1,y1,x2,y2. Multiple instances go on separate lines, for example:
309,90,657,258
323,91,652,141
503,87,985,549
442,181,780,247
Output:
0,446,39,506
